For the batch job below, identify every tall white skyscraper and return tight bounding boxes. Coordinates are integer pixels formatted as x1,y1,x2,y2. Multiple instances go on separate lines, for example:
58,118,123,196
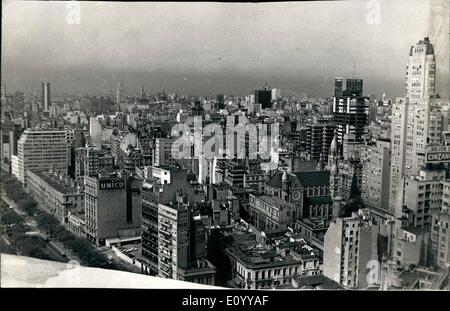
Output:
41,81,51,111
390,37,440,215
405,37,436,102
89,117,102,149
389,98,408,215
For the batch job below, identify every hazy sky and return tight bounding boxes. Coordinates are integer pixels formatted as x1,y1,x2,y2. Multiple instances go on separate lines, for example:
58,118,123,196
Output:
2,0,431,98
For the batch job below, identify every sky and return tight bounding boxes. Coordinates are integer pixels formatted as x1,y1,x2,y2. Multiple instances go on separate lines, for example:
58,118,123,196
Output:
1,0,432,98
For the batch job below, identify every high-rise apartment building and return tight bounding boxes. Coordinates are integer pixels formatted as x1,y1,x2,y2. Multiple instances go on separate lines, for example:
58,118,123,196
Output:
390,98,409,213
158,197,216,285
404,168,445,231
361,138,391,211
141,166,206,276
324,207,382,289
12,129,68,185
154,137,176,167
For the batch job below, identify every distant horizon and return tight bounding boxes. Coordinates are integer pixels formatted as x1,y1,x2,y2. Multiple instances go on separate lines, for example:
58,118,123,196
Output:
1,1,433,99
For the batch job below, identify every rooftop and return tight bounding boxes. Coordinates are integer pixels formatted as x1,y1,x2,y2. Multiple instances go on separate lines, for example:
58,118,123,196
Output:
28,169,80,195
224,237,319,270
267,170,330,189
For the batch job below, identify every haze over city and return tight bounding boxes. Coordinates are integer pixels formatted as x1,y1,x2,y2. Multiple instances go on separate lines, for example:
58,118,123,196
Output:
2,0,430,98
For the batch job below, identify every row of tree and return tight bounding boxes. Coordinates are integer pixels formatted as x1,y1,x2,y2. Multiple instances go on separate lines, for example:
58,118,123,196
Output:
0,200,53,261
2,173,40,216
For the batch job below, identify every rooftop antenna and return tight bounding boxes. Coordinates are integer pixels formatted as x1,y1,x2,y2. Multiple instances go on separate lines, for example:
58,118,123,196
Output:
352,62,356,78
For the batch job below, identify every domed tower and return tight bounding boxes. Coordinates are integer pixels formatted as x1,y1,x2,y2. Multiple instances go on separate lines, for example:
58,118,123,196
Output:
330,162,340,199
327,134,339,169
328,132,341,199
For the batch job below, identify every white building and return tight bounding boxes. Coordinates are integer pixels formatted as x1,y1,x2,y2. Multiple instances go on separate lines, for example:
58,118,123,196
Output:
12,129,68,185
89,117,102,149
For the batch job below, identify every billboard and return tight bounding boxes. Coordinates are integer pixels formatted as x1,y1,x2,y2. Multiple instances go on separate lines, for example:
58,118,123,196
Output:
99,178,125,190
425,145,450,163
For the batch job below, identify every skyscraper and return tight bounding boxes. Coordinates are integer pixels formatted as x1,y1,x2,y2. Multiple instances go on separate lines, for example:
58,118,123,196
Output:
89,117,102,149
332,77,368,143
344,79,363,97
41,81,51,111
254,87,272,109
334,77,343,97
405,37,436,102
390,37,442,216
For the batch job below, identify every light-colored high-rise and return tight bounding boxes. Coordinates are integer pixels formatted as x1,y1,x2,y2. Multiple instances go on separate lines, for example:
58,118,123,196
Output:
12,129,68,184
405,37,436,102
41,81,51,111
89,117,102,149
390,37,440,215
389,98,408,214
361,138,391,211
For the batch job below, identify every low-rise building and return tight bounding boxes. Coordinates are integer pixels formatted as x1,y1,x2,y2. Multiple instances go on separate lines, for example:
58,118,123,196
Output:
26,169,84,223
225,236,321,289
248,194,297,231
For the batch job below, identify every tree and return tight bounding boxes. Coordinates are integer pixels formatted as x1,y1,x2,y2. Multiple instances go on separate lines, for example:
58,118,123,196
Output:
51,225,66,239
36,213,60,234
58,230,76,242
0,210,23,226
19,198,38,216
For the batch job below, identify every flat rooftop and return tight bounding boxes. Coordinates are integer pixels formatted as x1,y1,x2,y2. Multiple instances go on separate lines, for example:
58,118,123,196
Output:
28,170,80,195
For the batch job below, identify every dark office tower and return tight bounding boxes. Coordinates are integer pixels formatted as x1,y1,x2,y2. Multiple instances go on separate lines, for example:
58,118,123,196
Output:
141,183,159,276
334,77,343,97
306,120,335,163
41,81,51,111
344,79,363,97
217,94,225,109
333,78,368,143
254,88,272,109
306,124,324,161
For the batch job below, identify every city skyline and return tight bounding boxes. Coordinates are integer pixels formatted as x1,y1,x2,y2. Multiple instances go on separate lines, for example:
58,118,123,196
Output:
2,0,432,98
2,0,450,293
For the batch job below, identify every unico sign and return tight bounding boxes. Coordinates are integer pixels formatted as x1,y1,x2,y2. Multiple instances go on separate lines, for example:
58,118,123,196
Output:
99,179,125,190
